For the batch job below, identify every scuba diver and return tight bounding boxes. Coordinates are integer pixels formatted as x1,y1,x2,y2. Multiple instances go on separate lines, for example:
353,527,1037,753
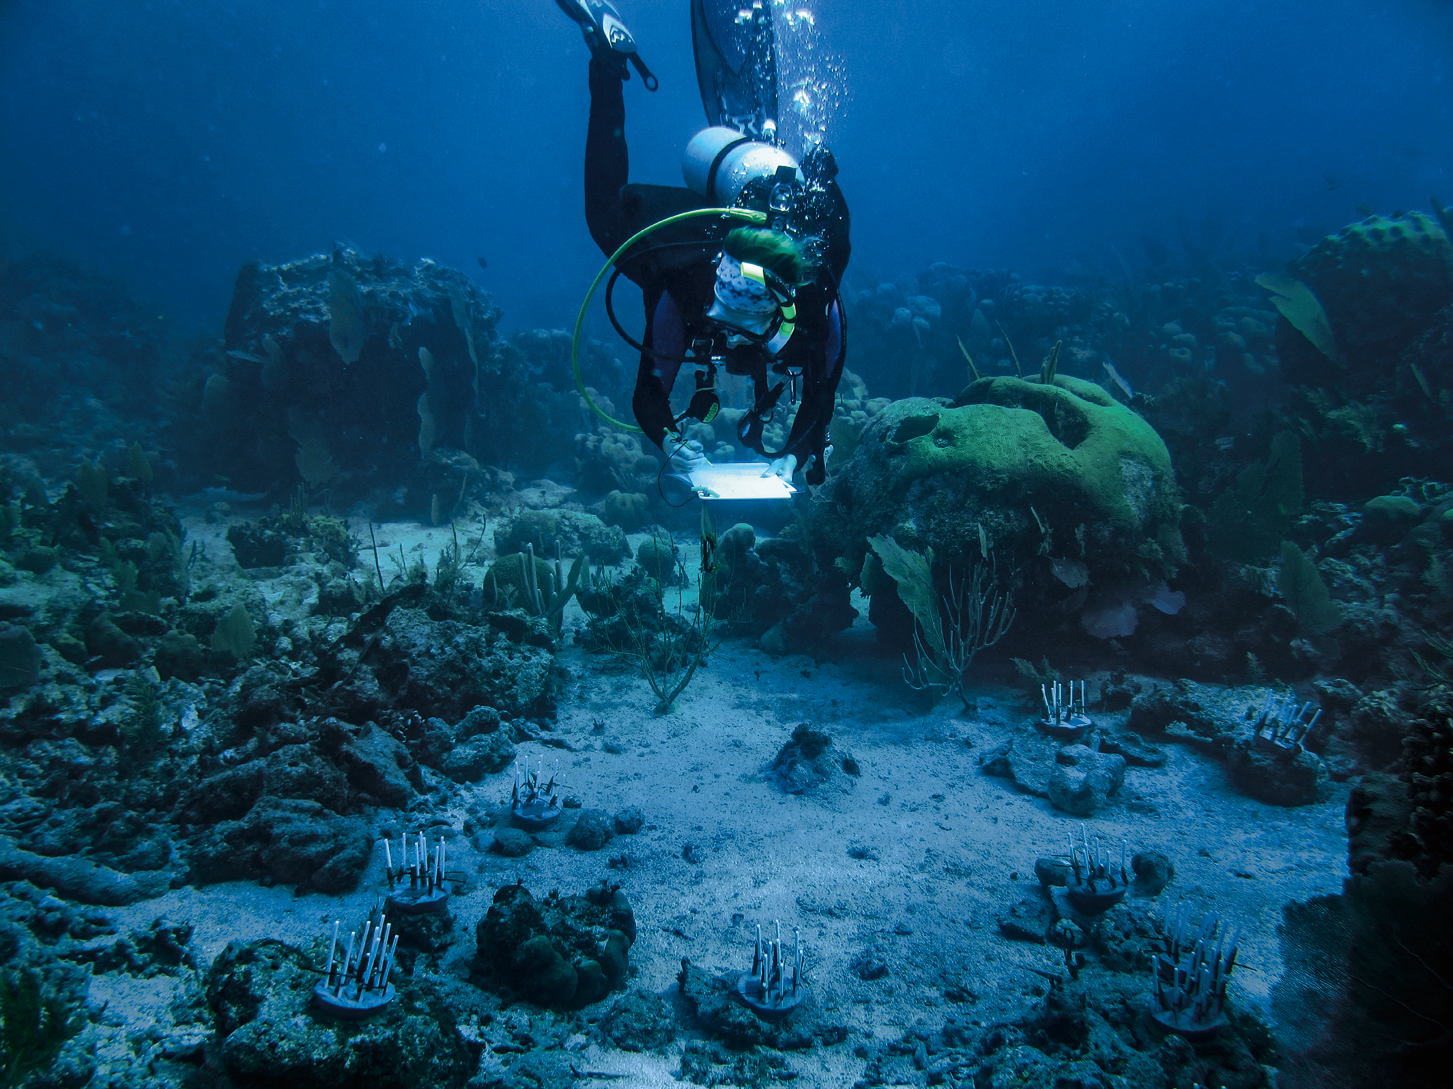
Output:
556,0,850,487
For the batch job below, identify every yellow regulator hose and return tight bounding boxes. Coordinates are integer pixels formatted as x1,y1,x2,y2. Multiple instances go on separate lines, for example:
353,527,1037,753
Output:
572,206,767,432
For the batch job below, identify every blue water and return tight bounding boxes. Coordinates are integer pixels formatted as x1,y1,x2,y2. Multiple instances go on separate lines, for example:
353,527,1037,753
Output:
3,0,1449,333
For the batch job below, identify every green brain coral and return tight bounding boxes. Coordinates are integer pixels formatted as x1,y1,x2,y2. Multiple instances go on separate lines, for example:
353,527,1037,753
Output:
816,374,1184,599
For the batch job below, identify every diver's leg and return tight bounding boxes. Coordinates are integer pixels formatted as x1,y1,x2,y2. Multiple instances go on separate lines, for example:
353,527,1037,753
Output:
585,57,630,258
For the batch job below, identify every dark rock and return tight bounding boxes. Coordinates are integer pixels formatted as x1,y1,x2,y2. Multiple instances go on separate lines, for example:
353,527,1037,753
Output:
335,722,417,807
189,798,371,893
612,806,645,835
84,613,139,668
495,508,629,565
1226,740,1332,807
676,960,820,1049
491,827,534,858
75,920,197,978
1348,689,1412,768
600,989,676,1051
1131,851,1174,896
1091,903,1164,972
0,836,170,905
440,732,514,783
130,919,197,973
0,624,43,692
977,729,1058,796
1097,728,1167,768
998,895,1057,943
316,577,361,616
704,527,857,652
566,809,615,852
393,909,454,955
263,743,348,812
760,582,860,657
1096,670,1142,711
14,545,59,575
205,937,475,1088
365,607,554,721
770,723,860,795
153,629,206,681
1127,684,1218,737
225,523,290,568
232,669,287,731
472,882,633,1010
591,881,637,945
456,703,503,738
1047,918,1084,951
850,946,889,980
1312,676,1362,714
1035,856,1071,888
1346,772,1414,875
49,633,88,666
1048,745,1126,816
116,834,172,872
680,1040,796,1086
406,715,455,769
1402,693,1453,871
178,763,266,825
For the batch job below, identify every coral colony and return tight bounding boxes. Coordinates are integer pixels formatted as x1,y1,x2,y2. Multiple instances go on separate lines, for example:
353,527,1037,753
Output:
1150,907,1241,1040
1040,680,1092,740
511,755,564,832
1066,825,1133,914
315,906,399,1019
735,921,807,1021
383,831,450,915
1250,693,1323,754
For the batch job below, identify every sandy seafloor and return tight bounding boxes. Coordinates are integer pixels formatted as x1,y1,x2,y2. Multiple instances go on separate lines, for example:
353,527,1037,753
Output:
83,509,1347,1088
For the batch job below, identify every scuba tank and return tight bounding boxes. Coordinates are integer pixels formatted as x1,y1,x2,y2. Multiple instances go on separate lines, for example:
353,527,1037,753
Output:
682,126,801,212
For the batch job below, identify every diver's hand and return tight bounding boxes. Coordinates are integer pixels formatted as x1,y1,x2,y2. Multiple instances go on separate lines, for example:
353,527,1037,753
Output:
762,454,797,482
665,436,709,474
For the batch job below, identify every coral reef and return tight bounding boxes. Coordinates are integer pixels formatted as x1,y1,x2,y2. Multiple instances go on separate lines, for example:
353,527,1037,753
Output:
816,372,1184,642
192,247,577,515
8,197,1453,1087
471,881,634,1011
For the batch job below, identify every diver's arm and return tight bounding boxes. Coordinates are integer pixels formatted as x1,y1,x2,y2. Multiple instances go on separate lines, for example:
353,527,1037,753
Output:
777,355,840,482
776,296,845,482
632,362,676,452
779,383,835,481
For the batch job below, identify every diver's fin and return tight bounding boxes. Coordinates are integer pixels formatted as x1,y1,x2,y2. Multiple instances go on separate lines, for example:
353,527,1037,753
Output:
555,0,657,89
691,0,778,138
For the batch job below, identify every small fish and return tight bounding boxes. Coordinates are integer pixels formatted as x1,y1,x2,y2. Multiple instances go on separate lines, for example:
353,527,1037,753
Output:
476,257,488,270
700,505,718,574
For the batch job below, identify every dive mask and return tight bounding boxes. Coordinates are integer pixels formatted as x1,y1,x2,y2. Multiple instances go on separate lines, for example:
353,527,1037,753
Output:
708,254,797,351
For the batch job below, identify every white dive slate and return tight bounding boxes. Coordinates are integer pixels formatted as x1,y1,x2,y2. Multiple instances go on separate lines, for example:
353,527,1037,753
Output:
689,462,797,501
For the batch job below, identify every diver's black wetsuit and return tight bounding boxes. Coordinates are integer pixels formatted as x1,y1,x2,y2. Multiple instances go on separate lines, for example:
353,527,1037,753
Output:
584,58,850,483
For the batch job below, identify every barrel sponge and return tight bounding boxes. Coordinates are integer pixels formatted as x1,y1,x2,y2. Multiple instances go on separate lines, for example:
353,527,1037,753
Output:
816,374,1184,589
